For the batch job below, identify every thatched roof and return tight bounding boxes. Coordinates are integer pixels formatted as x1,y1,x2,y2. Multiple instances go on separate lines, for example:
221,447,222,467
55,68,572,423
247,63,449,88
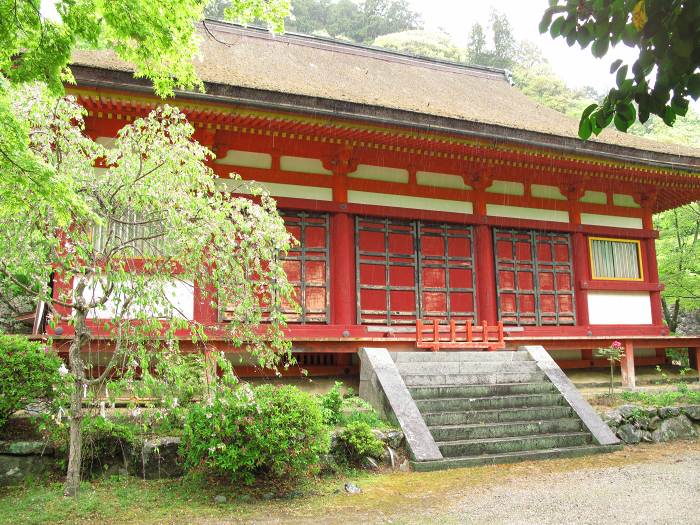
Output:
70,21,700,167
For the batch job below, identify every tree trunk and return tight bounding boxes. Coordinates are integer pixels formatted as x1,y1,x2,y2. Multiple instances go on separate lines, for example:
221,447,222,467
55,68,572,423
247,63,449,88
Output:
63,308,88,497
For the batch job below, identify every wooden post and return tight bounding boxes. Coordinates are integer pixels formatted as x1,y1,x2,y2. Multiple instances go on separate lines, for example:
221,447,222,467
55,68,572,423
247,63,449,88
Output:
330,212,356,326
474,224,498,324
620,340,636,389
689,347,700,381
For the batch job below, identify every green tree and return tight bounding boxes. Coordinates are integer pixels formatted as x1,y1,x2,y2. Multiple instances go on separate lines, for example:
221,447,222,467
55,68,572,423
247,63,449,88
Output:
1,86,295,496
540,0,700,138
281,0,421,42
655,204,700,332
465,10,516,69
373,30,464,62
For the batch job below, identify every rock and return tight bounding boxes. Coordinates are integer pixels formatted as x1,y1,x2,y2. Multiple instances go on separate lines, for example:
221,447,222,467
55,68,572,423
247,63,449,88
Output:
344,482,362,494
385,430,405,450
132,437,183,480
651,415,698,442
320,453,339,473
616,423,642,444
261,492,275,500
371,429,387,442
329,431,341,452
603,410,623,427
381,447,399,469
648,416,662,431
214,495,227,504
0,441,51,455
640,431,654,443
618,405,638,420
398,459,410,473
0,453,56,486
643,407,659,419
659,406,681,419
682,405,700,422
361,456,380,470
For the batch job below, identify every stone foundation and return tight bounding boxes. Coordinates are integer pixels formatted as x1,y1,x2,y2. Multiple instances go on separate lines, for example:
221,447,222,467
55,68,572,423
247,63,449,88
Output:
603,404,700,444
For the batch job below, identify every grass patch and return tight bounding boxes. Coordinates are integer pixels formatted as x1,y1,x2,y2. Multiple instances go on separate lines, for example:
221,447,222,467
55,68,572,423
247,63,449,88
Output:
592,388,700,408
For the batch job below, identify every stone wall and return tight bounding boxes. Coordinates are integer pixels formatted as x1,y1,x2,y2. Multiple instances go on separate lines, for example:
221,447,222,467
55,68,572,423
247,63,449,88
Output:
603,404,700,444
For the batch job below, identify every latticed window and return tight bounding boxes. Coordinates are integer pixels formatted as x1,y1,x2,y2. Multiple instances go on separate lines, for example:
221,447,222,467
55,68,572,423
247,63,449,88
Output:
91,210,167,256
494,228,576,326
280,211,330,323
219,210,330,324
356,217,476,325
589,237,643,281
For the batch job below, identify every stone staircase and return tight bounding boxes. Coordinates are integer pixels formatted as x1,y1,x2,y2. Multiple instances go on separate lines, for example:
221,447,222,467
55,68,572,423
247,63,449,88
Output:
359,347,621,472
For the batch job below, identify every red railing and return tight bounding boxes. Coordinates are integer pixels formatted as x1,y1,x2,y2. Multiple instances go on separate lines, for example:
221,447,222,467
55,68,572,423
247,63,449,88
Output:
415,319,506,352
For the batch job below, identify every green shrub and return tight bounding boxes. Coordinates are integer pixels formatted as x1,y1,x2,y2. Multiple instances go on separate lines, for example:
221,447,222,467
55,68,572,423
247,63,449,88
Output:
319,381,344,425
181,384,330,484
339,421,385,463
339,396,388,429
0,334,63,427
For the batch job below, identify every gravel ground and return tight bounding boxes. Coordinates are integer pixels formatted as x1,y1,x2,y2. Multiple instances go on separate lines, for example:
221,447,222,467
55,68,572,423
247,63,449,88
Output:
440,451,700,525
195,442,700,525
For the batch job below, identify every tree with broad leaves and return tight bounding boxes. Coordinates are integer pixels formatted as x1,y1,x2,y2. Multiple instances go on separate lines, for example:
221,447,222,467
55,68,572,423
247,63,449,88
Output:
540,0,700,139
0,85,296,497
654,203,700,332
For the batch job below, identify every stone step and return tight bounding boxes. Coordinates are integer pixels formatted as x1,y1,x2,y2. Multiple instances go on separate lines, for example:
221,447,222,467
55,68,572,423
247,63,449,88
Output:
429,418,583,441
411,444,623,472
422,406,575,426
438,432,592,457
409,382,556,400
398,361,539,376
415,393,565,413
402,371,547,387
393,351,532,363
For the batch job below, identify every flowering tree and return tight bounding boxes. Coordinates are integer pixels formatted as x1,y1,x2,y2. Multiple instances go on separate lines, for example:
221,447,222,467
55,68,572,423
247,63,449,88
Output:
0,84,295,496
596,341,625,396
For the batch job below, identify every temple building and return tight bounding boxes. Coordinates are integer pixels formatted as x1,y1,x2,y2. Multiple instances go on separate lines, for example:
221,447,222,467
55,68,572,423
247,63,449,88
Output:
50,21,700,388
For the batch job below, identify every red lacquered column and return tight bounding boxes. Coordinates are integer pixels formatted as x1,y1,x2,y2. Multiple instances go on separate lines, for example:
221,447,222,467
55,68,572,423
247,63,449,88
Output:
330,212,356,327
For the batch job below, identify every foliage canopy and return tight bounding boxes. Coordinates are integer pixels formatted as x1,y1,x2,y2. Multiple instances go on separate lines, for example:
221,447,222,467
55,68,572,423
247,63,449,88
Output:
540,0,700,138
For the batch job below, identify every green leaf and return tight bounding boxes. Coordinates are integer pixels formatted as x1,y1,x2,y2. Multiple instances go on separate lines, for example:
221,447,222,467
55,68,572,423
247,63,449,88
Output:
578,117,593,140
687,73,700,99
614,114,629,132
662,106,677,126
615,65,628,88
539,12,553,34
610,59,623,73
550,17,565,38
591,37,609,58
582,103,598,120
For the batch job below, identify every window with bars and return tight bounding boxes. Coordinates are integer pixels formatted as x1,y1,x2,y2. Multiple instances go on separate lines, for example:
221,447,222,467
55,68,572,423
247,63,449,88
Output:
279,211,330,323
494,228,576,326
91,211,167,256
356,216,476,325
589,237,643,281
220,210,330,324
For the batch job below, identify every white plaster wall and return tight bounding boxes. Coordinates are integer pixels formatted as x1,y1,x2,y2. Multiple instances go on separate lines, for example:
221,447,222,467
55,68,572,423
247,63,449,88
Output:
580,213,643,229
580,191,607,205
587,291,652,325
81,279,194,320
613,193,640,208
486,180,524,196
280,156,332,175
218,178,332,201
531,184,566,200
348,191,472,214
216,150,272,169
486,204,569,223
416,171,472,190
348,164,409,183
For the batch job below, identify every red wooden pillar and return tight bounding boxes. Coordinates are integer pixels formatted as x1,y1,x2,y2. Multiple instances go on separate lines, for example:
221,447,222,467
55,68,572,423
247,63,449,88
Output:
331,212,356,327
689,347,699,380
474,224,498,325
644,237,664,328
620,340,636,389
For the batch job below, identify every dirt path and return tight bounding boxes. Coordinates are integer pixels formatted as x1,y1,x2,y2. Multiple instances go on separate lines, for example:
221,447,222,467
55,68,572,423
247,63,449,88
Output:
200,441,700,525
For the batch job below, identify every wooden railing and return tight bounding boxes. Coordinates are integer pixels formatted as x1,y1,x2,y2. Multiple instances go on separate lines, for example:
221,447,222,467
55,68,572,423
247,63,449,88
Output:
415,319,506,352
